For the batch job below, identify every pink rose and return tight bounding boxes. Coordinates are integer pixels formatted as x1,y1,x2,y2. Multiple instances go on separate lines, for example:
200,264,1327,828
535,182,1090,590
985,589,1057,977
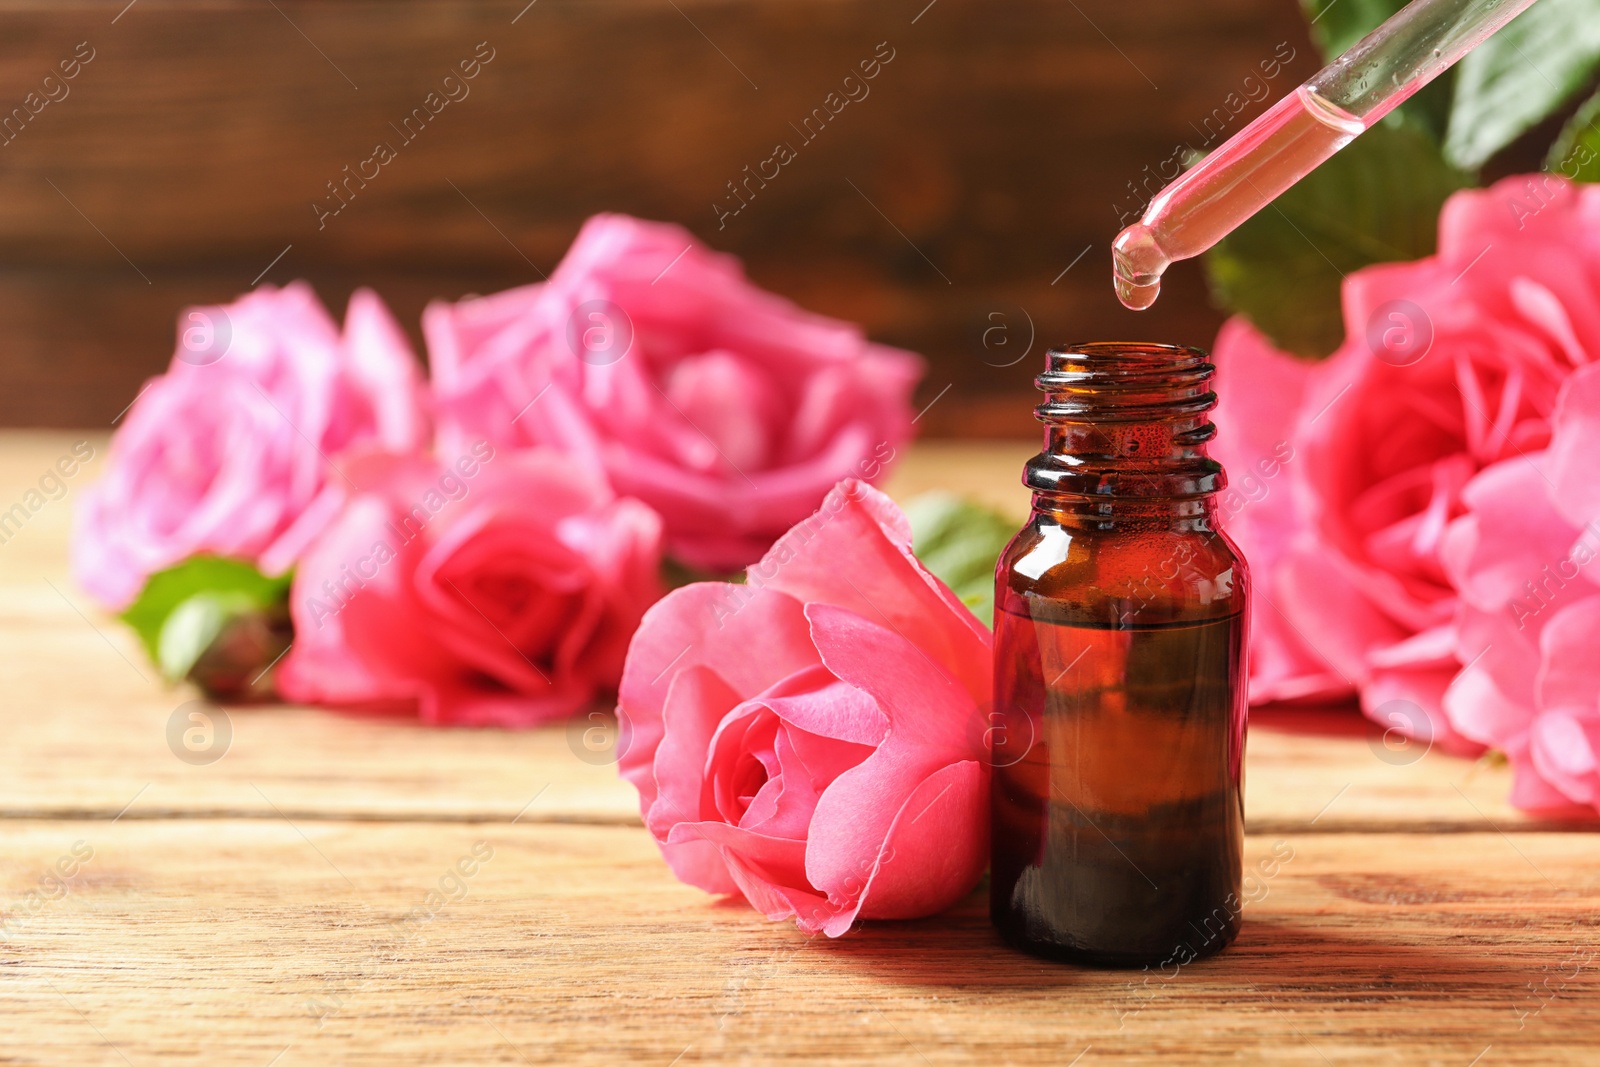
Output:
1209,318,1349,705
1212,175,1600,752
278,448,663,727
426,213,923,572
1440,362,1600,812
616,480,990,935
73,283,428,608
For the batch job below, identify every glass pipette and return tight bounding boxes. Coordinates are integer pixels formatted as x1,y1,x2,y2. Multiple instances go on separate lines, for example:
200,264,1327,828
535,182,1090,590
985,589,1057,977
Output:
1112,0,1545,310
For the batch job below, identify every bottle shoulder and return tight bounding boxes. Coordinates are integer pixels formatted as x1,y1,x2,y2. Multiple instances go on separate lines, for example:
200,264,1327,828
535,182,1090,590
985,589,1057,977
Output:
997,514,1248,626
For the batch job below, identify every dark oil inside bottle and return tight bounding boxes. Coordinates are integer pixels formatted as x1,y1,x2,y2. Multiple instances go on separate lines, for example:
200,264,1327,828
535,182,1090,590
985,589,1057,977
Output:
990,604,1245,967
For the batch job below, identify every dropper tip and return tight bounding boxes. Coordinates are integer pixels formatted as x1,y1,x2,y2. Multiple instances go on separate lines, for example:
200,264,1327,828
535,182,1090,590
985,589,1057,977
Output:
1114,274,1161,311
1111,223,1169,312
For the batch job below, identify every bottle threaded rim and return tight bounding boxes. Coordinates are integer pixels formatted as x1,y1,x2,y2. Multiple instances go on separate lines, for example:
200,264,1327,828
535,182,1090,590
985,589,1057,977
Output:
1026,342,1223,499
1035,342,1216,425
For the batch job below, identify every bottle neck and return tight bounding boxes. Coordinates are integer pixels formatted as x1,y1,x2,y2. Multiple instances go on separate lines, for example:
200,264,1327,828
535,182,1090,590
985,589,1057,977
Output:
1025,341,1224,523
1030,489,1219,534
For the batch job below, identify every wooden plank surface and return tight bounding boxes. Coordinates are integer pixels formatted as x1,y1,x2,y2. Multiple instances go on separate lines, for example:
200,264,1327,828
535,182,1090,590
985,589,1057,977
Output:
6,431,1599,1063
0,0,1320,431
2,821,1596,1065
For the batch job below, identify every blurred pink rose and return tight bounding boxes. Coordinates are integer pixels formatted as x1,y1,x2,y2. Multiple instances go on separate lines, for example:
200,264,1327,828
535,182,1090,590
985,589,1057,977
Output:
73,283,428,608
1209,318,1348,706
1440,362,1600,812
426,213,923,572
1213,176,1600,755
616,480,990,935
278,447,663,727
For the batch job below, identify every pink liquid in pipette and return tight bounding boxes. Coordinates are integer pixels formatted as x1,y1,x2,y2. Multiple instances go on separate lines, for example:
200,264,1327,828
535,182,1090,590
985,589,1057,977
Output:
1113,85,1367,310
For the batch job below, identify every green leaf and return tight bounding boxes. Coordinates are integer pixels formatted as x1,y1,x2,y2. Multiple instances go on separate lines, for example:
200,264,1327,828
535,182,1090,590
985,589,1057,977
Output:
158,590,265,681
1299,0,1456,142
1547,87,1600,180
1299,0,1409,61
1393,71,1460,146
1204,118,1471,357
122,556,292,680
1444,0,1600,171
905,492,1016,628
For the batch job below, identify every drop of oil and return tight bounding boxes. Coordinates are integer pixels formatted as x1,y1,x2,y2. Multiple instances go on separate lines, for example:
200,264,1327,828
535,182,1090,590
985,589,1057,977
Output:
1114,268,1161,310
1111,223,1169,311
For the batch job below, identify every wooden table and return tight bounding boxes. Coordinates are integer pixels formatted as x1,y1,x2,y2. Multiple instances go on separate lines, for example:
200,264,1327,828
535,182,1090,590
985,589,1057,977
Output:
2,431,1595,1065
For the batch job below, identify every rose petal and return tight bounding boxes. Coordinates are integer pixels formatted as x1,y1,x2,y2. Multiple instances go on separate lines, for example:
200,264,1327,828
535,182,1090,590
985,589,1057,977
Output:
617,583,820,816
649,664,744,881
1535,596,1600,711
851,759,987,928
1549,363,1600,528
1360,665,1482,757
1441,455,1577,610
1528,710,1600,806
1441,649,1530,751
802,603,983,904
755,479,992,706
1270,542,1402,687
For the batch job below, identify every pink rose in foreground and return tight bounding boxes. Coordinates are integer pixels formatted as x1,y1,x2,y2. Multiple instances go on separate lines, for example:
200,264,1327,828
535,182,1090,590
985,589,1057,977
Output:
427,213,923,572
73,283,428,608
616,480,990,935
1440,362,1600,812
1212,175,1600,753
278,448,663,727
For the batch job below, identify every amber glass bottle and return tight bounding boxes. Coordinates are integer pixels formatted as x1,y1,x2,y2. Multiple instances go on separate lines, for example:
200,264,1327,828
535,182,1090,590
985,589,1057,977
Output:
989,342,1248,967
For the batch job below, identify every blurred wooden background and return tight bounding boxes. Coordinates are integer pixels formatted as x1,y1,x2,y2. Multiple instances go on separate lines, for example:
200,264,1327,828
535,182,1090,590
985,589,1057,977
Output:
0,0,1316,436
